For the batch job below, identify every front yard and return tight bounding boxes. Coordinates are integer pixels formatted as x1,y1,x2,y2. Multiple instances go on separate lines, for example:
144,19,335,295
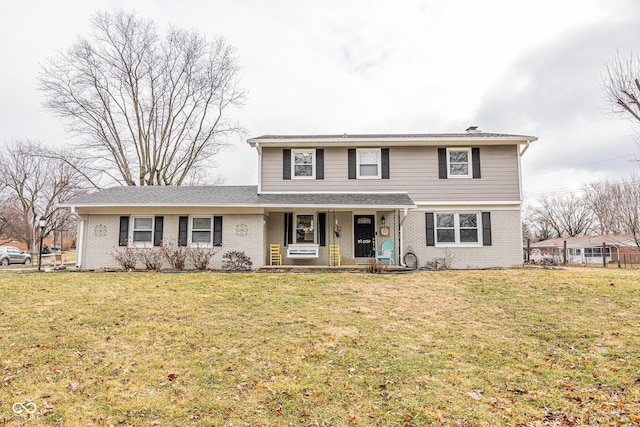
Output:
1,268,639,426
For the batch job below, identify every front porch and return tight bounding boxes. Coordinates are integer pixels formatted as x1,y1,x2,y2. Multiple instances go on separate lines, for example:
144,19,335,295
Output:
264,209,403,267
258,263,409,272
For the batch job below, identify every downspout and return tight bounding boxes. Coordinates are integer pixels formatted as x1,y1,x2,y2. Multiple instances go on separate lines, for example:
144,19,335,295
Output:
256,143,262,194
399,208,408,266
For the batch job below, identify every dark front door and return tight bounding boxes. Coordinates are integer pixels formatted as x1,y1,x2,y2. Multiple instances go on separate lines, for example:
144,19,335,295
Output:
354,215,375,257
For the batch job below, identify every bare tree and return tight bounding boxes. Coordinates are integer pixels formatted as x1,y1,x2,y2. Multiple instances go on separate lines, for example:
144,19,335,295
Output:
584,181,623,235
0,140,88,250
531,194,595,238
609,176,640,248
38,10,244,186
604,51,640,124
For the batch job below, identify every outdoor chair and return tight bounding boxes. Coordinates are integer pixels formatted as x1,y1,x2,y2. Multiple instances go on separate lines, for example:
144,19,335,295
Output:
374,240,395,265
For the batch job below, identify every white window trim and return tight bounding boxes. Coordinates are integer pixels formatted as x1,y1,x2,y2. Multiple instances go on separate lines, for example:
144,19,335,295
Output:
130,216,154,248
292,149,316,179
357,148,381,179
189,215,214,247
434,212,482,247
295,213,316,244
447,147,472,179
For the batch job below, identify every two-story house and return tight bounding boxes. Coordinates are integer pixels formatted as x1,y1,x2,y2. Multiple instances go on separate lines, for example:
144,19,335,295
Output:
64,129,536,270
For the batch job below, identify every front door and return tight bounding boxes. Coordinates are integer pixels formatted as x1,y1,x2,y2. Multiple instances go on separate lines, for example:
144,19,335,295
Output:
354,215,375,257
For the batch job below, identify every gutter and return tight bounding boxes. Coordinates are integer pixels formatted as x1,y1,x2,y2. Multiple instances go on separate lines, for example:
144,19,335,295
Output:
520,139,533,157
399,208,409,266
255,142,262,194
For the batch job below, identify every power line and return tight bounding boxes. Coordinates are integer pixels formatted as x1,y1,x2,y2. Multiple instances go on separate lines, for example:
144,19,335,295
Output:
524,177,640,199
524,153,638,178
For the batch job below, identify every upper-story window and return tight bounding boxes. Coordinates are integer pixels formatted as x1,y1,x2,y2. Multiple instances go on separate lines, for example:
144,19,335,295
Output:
293,149,315,179
357,149,381,179
439,147,480,179
447,148,471,178
348,148,389,180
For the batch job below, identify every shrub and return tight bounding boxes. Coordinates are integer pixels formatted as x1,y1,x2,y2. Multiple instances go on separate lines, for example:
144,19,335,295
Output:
160,240,188,270
222,251,253,271
366,259,384,274
425,249,455,270
112,246,138,270
188,245,220,270
137,247,164,271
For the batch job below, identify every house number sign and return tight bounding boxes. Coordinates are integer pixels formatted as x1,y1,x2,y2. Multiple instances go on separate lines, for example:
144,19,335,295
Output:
236,223,248,236
95,224,107,237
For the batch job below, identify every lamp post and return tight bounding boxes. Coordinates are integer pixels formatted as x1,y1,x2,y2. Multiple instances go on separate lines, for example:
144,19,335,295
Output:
37,216,46,271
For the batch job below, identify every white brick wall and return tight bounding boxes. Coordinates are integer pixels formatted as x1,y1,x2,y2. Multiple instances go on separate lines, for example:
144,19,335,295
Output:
79,214,264,270
403,208,523,269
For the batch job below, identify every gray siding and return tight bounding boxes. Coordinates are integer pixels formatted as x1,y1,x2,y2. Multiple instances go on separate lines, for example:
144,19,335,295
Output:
261,145,521,201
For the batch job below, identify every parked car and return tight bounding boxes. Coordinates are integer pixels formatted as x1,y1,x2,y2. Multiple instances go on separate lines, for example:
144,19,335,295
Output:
0,246,32,265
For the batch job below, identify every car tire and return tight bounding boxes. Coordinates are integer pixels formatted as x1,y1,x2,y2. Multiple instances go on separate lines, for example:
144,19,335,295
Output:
25,257,32,265
0,258,9,266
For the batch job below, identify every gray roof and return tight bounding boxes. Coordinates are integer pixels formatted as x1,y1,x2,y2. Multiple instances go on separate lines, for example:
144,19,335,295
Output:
64,185,416,209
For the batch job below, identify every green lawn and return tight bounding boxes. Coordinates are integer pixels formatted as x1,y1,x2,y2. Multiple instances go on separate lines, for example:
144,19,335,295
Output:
1,269,639,426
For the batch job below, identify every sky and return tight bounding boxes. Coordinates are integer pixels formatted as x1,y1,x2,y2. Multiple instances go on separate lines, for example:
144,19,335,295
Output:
1,0,640,201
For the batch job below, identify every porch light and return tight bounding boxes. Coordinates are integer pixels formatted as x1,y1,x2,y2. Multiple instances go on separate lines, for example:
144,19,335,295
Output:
381,216,385,225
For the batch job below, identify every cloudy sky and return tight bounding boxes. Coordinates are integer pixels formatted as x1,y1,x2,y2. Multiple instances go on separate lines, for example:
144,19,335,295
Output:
1,0,639,200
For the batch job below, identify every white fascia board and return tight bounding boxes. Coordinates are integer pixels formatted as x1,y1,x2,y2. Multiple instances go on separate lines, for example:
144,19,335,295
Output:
259,190,410,195
261,204,416,210
248,136,538,148
414,200,521,206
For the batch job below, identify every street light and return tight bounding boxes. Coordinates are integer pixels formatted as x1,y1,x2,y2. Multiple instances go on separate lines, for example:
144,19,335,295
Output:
37,216,46,271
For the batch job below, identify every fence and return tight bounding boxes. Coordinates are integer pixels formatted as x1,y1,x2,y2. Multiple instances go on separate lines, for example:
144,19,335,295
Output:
618,253,640,269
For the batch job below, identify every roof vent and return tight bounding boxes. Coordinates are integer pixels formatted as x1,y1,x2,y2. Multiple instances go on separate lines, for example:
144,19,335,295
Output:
465,126,480,134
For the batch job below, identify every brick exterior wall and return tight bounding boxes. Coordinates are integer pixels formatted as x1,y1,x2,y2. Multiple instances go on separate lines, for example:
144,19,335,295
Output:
402,208,523,269
79,214,264,270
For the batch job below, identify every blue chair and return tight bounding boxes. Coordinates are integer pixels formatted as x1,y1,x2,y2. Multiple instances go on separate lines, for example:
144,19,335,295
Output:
375,240,395,265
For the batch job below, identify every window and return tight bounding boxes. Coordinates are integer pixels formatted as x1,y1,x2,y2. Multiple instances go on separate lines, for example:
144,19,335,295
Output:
357,149,381,179
190,216,223,246
447,148,471,178
295,214,315,243
191,217,212,244
584,247,610,257
435,213,480,245
132,217,153,247
293,150,315,178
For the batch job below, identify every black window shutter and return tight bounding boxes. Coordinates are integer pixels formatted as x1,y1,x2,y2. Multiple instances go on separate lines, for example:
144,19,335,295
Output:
472,147,481,178
178,216,188,246
348,149,356,179
318,212,326,246
284,212,293,246
316,149,324,180
381,148,390,179
213,216,223,246
283,149,291,180
153,216,164,247
482,212,492,246
438,148,447,179
118,216,129,246
426,213,435,246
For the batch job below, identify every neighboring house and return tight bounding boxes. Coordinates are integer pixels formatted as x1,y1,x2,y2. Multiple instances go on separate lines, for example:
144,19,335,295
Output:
528,234,640,265
63,129,537,270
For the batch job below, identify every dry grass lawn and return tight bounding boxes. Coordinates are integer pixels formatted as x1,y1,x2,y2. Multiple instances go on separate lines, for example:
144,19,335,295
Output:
1,268,639,426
